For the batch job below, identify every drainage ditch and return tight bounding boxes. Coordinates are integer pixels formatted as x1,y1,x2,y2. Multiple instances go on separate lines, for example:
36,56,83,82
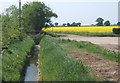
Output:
23,45,40,82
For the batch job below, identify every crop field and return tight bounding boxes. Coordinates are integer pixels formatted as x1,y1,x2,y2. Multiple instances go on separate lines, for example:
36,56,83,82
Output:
2,1,120,82
43,26,119,32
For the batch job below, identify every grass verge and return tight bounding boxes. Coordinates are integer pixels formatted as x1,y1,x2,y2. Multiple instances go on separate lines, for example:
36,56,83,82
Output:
59,39,120,63
52,31,120,37
2,36,35,81
39,36,96,81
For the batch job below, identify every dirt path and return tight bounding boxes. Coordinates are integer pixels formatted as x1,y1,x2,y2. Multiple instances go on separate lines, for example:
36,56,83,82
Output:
68,51,119,81
58,34,119,81
58,34,119,52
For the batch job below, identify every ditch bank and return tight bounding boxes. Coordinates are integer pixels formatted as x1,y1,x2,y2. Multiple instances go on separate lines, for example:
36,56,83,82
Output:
23,45,40,82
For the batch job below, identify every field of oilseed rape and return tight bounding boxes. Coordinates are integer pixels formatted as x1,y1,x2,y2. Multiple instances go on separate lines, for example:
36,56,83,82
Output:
42,26,119,33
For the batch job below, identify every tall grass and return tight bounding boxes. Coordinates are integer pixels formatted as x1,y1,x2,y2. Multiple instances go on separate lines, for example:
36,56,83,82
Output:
39,36,95,81
2,36,35,81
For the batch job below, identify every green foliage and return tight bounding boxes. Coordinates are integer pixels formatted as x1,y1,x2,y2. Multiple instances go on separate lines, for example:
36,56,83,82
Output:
67,23,71,26
22,2,58,32
53,31,120,37
2,5,26,47
54,22,58,26
63,23,66,26
2,36,35,81
112,28,120,34
71,22,81,26
63,22,81,27
39,36,95,81
96,17,104,26
117,22,120,26
78,42,119,63
61,39,119,63
104,20,110,26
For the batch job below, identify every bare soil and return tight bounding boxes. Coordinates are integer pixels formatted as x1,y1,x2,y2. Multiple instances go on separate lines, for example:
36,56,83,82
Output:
68,51,119,81
36,59,40,81
58,34,120,81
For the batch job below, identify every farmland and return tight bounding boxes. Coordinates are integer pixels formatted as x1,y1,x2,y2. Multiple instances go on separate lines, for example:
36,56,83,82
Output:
43,26,119,33
1,1,120,82
39,36,119,81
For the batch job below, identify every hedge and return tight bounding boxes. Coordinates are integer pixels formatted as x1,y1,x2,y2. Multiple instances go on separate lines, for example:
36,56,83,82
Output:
112,28,120,34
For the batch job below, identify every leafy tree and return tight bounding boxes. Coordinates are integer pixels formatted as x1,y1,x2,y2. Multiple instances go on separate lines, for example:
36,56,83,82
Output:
117,22,120,26
96,17,104,26
49,23,54,27
67,23,71,26
55,22,58,26
22,2,57,32
91,24,94,26
71,22,76,26
76,22,81,26
104,20,110,26
63,23,66,26
2,5,24,46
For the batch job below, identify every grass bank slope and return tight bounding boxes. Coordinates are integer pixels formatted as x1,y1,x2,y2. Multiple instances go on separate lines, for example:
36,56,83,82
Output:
2,36,35,81
39,36,95,81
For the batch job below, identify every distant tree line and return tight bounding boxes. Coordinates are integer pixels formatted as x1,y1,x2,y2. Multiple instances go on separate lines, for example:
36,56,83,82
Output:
96,17,110,26
52,17,120,27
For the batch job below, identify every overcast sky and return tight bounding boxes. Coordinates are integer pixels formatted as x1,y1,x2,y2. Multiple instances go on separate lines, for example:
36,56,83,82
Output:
0,0,119,25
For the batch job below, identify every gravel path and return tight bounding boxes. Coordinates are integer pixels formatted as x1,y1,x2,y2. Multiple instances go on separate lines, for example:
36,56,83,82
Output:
58,34,119,52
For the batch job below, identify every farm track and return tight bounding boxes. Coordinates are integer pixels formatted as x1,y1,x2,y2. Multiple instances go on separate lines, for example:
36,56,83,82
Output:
58,34,119,52
68,51,119,81
57,34,119,81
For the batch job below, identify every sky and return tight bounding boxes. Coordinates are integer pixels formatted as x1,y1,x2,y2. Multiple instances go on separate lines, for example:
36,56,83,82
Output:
0,0,119,25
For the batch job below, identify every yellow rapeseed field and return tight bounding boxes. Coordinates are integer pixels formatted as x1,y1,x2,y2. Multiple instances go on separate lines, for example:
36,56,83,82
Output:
42,26,119,33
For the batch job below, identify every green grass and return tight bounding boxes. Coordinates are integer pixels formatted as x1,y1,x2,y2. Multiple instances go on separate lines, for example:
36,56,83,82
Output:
59,39,119,63
39,36,96,81
52,31,120,37
2,36,35,81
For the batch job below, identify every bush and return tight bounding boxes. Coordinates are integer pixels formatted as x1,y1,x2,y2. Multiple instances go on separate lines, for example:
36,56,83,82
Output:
112,28,120,34
2,36,35,81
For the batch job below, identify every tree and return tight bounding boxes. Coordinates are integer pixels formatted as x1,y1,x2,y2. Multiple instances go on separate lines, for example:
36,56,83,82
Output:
55,22,58,26
49,23,54,27
117,22,120,26
91,24,94,26
22,2,57,32
76,22,81,26
2,5,25,46
63,23,66,26
104,20,110,26
71,22,76,26
96,17,104,26
67,23,71,26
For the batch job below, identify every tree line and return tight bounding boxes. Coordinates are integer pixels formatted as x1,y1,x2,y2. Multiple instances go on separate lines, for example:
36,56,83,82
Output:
52,17,119,27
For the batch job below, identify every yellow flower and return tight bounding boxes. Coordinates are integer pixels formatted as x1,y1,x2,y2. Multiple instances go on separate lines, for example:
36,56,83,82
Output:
42,26,119,33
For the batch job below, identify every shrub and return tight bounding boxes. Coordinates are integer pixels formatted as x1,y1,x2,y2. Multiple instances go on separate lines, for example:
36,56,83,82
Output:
112,28,120,34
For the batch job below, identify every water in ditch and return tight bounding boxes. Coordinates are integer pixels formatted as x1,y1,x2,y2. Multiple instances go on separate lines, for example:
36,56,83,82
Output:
24,45,40,82
24,64,38,81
